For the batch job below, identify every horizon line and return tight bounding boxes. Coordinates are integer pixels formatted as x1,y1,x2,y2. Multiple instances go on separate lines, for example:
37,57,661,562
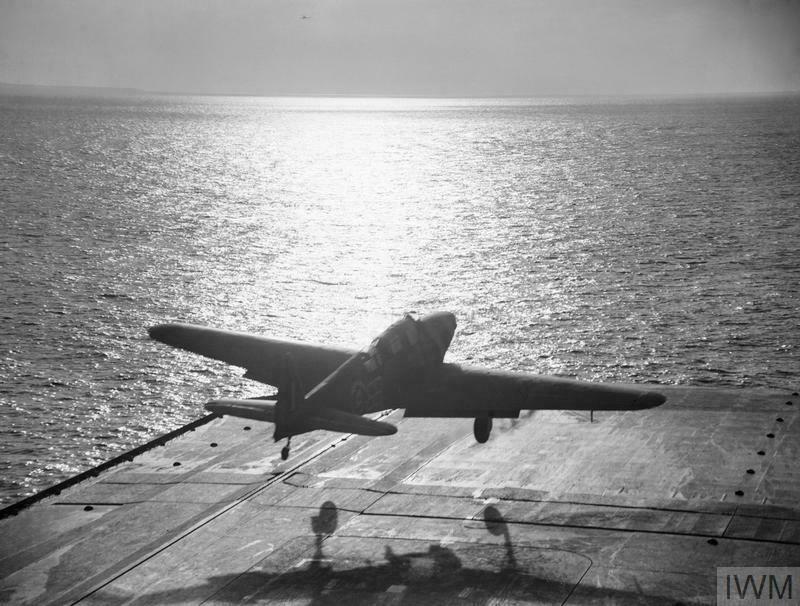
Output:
2,81,799,101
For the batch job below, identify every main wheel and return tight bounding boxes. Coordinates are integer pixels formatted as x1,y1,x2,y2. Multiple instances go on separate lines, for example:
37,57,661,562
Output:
281,446,290,460
474,416,492,443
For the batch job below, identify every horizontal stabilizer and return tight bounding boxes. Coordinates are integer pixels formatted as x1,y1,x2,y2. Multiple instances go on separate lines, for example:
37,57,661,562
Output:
307,408,398,437
205,399,277,422
205,399,396,437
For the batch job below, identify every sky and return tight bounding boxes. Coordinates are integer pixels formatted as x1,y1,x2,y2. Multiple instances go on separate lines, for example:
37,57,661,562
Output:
1,0,799,97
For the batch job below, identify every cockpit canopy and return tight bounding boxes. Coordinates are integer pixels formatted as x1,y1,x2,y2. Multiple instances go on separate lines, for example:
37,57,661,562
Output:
367,312,456,370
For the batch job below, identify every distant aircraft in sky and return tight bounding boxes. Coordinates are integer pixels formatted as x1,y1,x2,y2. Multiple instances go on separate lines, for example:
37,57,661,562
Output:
149,312,665,460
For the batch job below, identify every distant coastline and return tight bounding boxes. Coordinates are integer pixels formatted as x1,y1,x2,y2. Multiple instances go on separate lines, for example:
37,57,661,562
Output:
2,81,799,103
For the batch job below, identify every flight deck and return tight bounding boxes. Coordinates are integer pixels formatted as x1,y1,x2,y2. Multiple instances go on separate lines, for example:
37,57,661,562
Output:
1,385,799,604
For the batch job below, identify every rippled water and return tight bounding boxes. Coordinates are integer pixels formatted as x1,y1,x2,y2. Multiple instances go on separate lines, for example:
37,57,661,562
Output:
1,93,799,504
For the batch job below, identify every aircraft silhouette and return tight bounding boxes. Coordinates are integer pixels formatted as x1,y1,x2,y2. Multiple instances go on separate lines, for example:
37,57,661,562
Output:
149,312,665,460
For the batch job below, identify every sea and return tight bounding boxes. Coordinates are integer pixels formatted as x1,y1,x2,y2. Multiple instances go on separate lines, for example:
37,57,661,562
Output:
1,92,799,506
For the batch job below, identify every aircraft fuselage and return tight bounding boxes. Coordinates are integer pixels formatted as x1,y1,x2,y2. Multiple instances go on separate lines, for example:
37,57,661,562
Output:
304,312,457,415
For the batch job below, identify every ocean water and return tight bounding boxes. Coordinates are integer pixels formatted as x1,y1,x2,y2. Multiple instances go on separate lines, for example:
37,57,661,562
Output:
1,92,798,505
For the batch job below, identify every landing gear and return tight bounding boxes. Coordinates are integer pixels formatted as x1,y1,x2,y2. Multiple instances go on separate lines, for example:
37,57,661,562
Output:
281,437,292,461
474,415,492,443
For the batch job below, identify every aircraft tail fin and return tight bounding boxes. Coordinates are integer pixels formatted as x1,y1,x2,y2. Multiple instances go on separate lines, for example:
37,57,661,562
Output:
274,353,305,441
206,354,396,441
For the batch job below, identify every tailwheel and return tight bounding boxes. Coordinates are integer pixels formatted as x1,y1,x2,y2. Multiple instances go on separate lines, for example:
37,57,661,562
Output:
281,437,292,461
474,415,492,443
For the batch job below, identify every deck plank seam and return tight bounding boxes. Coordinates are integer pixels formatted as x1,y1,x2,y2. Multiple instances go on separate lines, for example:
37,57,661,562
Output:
346,511,800,546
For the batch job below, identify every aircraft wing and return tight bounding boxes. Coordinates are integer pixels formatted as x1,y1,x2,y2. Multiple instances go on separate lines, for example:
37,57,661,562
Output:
403,363,666,418
205,398,397,437
149,323,356,388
